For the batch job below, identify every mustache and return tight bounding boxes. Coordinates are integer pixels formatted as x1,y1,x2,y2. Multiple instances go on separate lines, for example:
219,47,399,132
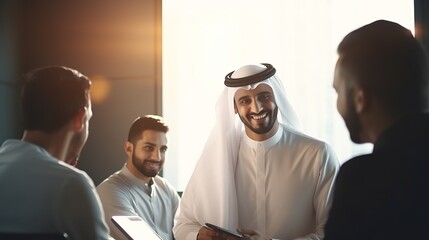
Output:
247,110,268,116
144,159,162,163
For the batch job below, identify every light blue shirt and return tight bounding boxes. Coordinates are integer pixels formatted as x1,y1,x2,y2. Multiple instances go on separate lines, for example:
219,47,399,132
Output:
97,165,180,240
0,139,110,239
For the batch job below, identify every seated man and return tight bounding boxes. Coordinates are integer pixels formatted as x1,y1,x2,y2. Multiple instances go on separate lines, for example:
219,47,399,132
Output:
97,115,180,240
0,66,110,239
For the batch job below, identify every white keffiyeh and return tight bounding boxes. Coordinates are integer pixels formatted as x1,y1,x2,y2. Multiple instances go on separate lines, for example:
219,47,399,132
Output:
174,64,302,240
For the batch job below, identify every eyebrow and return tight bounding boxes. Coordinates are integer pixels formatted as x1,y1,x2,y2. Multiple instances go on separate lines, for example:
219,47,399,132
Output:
143,142,167,148
237,95,250,102
237,91,272,102
257,91,272,96
142,142,156,146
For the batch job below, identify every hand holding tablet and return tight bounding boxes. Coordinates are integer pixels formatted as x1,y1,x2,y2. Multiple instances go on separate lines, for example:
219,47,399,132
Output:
205,223,244,238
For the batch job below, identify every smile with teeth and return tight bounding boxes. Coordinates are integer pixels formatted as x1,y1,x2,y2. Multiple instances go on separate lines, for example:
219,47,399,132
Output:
251,112,268,120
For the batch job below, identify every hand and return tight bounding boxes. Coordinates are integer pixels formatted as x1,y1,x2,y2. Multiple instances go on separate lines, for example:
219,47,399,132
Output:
237,228,268,240
197,226,243,240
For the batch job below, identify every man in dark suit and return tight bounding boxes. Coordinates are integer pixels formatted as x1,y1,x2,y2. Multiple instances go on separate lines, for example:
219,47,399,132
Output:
325,20,429,240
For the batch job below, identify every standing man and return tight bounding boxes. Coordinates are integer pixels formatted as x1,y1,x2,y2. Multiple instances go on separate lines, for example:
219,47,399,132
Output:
174,63,340,240
325,20,429,239
0,66,110,239
97,115,180,240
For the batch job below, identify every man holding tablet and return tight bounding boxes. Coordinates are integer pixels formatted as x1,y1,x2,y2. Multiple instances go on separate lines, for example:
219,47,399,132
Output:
174,63,340,240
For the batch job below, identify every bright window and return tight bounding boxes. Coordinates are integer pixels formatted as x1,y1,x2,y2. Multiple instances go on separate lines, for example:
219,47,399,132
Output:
163,0,414,191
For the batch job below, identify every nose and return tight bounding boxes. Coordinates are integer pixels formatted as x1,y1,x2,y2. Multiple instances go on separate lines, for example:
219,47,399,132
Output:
151,149,162,161
250,98,263,113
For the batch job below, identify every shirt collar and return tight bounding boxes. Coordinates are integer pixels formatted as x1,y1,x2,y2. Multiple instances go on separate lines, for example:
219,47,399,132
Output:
243,124,283,150
2,139,58,163
121,164,154,188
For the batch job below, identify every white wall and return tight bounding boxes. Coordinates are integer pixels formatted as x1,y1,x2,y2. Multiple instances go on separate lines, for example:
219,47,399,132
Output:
163,0,414,191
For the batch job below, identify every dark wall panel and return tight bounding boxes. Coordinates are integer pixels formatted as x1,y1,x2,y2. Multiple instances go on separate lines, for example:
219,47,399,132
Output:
0,1,21,142
4,0,161,185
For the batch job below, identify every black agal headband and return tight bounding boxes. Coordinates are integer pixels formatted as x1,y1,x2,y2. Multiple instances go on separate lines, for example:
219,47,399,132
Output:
224,63,276,87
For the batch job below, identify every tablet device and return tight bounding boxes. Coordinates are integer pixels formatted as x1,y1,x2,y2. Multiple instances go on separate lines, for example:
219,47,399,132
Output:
205,223,243,238
111,215,163,240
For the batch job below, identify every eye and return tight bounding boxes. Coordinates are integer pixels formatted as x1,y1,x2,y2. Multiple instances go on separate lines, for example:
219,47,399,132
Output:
239,98,251,105
258,93,271,102
144,146,154,152
160,146,168,153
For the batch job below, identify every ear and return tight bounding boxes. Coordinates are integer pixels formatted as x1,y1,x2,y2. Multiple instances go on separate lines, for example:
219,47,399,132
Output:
71,108,86,132
354,87,367,114
124,141,133,156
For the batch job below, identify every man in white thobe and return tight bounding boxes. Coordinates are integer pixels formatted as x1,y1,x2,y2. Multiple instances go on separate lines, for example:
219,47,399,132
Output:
174,63,340,240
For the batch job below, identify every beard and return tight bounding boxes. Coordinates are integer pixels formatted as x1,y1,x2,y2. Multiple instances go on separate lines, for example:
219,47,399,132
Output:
65,130,87,166
132,151,162,178
344,94,363,143
238,106,278,135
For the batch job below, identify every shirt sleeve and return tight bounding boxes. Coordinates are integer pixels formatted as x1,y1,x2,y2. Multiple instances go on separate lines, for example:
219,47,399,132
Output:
96,180,139,240
55,172,110,240
173,187,202,240
295,143,339,240
323,161,355,240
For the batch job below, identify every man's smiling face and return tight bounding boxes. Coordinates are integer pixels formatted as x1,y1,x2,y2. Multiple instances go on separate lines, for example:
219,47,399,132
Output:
234,83,278,139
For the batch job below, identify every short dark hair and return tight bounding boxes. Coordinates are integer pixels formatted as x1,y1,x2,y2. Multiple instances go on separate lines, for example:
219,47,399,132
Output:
21,66,91,132
338,20,429,116
127,115,169,144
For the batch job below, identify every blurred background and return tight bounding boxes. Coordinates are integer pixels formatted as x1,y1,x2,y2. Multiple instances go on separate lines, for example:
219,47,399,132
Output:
0,0,162,185
1,0,429,190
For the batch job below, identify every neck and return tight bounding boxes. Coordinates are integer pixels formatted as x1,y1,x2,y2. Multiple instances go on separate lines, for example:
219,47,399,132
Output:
361,112,401,143
126,162,153,184
22,129,70,161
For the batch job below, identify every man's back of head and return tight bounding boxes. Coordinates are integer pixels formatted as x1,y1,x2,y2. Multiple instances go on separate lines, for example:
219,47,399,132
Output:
337,20,429,118
21,66,91,133
327,20,429,240
0,66,109,239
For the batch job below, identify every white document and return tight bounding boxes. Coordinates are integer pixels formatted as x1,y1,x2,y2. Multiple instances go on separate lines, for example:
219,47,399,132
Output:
111,216,163,240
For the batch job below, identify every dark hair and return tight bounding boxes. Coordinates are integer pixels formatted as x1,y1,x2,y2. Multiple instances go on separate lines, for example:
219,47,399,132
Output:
127,115,169,144
21,66,91,132
337,20,429,116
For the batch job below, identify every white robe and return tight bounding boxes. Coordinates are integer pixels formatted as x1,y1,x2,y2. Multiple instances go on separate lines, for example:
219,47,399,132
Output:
174,68,339,240
174,125,339,240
